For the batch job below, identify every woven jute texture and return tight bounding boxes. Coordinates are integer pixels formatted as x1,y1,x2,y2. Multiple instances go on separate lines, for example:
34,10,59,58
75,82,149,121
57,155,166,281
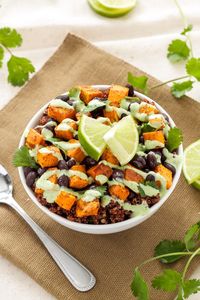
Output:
0,33,200,300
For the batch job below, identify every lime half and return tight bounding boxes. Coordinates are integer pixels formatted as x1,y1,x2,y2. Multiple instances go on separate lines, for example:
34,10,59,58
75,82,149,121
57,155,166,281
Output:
78,114,110,160
87,0,136,18
103,115,139,165
183,139,200,184
99,0,136,9
192,178,200,190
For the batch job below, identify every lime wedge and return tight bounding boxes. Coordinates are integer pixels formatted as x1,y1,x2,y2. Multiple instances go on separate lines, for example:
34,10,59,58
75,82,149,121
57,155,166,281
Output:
78,114,111,160
87,0,135,18
99,0,136,9
183,139,200,184
103,115,139,165
192,178,200,190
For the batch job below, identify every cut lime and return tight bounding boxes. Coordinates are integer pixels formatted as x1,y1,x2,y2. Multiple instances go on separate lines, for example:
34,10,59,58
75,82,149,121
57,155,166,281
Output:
192,178,200,190
183,139,200,184
103,115,139,165
78,114,111,160
87,0,135,18
99,0,136,9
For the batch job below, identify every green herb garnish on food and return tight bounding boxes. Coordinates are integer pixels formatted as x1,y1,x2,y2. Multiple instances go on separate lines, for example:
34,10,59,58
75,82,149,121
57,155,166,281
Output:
131,221,200,300
13,146,38,168
166,127,183,152
0,27,35,87
68,87,81,100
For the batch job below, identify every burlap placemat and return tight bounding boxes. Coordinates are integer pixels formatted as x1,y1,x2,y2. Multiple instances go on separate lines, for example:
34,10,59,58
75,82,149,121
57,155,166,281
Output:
0,33,200,300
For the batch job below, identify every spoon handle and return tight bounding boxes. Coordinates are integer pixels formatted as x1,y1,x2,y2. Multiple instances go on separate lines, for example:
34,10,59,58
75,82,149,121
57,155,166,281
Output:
8,196,96,292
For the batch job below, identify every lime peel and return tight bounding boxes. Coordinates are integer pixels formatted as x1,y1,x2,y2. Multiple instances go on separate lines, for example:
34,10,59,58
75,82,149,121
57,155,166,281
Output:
183,139,200,184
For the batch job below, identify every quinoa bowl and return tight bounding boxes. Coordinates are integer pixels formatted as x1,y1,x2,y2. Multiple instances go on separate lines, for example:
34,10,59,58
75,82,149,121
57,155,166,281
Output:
18,84,183,234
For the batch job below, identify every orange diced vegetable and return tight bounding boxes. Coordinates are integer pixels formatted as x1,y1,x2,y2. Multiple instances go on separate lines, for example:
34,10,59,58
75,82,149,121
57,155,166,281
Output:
71,165,86,173
55,121,77,140
149,117,165,129
35,188,43,196
155,164,172,189
69,176,88,189
47,106,75,122
80,86,104,104
143,131,165,144
108,85,128,107
26,128,45,148
109,184,130,201
67,139,86,162
139,104,159,114
102,148,119,165
124,168,144,183
37,146,61,168
55,191,77,211
87,163,113,180
103,109,119,123
48,174,58,184
76,199,100,217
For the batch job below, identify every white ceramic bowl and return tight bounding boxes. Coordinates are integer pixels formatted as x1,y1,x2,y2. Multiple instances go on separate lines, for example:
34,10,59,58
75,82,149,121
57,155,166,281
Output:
18,85,183,234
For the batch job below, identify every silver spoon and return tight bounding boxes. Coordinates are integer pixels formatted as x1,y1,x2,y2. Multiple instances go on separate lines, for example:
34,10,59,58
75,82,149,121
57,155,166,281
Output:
0,164,96,292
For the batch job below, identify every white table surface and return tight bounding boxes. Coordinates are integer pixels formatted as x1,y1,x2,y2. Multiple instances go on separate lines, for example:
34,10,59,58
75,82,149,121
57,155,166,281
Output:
0,0,199,299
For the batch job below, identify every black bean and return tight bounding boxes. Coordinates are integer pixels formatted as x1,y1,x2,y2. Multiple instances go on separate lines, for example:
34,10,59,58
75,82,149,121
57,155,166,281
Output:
162,113,170,123
128,190,137,201
26,171,37,187
45,125,54,132
91,105,105,118
82,156,97,168
163,162,176,176
23,167,34,177
139,135,144,144
144,168,150,173
37,167,47,176
125,83,134,97
58,160,69,170
89,184,97,190
55,94,69,101
58,175,69,187
131,154,146,169
145,174,155,182
111,169,124,180
131,160,144,169
66,158,76,168
74,134,78,140
67,99,74,106
128,103,132,111
146,152,158,170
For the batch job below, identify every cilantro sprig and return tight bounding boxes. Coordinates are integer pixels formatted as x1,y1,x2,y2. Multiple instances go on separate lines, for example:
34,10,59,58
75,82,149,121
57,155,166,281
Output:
131,221,200,300
127,1,199,99
13,146,38,169
0,27,35,86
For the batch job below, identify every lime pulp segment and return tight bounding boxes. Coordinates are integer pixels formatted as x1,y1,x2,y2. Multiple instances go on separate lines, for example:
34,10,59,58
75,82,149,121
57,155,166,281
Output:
78,114,110,160
103,115,139,165
183,139,200,184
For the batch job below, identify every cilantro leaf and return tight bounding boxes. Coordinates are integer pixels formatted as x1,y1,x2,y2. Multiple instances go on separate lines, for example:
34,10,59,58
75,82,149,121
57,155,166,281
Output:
131,268,149,300
94,186,107,196
171,80,193,98
167,39,190,62
0,27,22,48
183,279,200,298
184,222,200,251
0,46,4,68
68,87,81,100
152,269,181,291
154,240,186,263
141,123,155,133
166,127,183,152
181,24,193,35
13,146,38,169
7,55,35,86
128,72,148,93
186,58,200,81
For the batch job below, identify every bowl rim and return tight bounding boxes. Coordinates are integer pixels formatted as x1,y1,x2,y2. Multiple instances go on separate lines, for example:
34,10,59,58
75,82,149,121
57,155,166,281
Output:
18,85,183,233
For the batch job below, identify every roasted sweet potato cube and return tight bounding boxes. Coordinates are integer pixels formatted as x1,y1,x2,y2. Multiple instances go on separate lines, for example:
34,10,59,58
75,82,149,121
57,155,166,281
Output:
124,168,144,183
67,139,86,162
76,199,100,217
47,106,75,122
55,191,77,211
103,109,119,123
80,86,104,104
109,184,130,201
69,174,88,189
149,117,165,129
102,148,119,165
87,163,113,180
35,188,43,196
71,165,86,173
155,164,172,189
108,85,128,107
48,174,58,184
143,131,165,144
37,146,61,168
55,121,77,140
139,104,159,115
26,128,45,148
